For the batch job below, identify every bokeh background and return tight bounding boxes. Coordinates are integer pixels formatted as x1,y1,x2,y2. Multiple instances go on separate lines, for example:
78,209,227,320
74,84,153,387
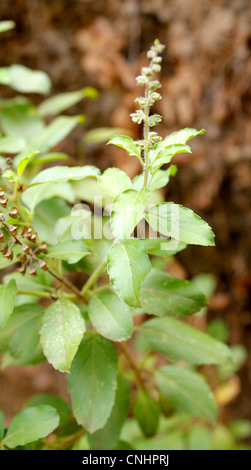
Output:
0,0,250,430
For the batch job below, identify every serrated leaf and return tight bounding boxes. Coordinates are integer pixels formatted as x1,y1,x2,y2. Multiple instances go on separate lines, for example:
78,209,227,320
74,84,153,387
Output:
133,391,160,438
47,240,91,264
67,335,118,433
88,375,130,450
0,280,17,328
111,188,150,239
3,405,59,448
88,290,133,342
145,203,215,246
22,182,74,213
107,239,151,308
139,269,207,317
0,135,26,153
140,316,232,364
38,87,98,116
107,135,141,159
143,238,186,257
150,128,205,162
40,299,85,372
29,164,100,186
0,65,51,94
156,365,217,422
97,168,132,197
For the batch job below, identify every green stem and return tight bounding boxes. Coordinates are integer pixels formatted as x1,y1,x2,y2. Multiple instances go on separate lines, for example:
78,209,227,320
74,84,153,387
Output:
81,258,107,297
143,81,150,188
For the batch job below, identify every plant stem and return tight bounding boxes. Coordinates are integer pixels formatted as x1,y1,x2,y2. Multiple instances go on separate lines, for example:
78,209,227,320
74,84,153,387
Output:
143,81,150,188
81,258,107,297
117,342,147,391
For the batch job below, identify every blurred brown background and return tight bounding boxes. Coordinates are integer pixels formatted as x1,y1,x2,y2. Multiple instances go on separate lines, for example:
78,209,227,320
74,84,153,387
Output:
0,0,250,426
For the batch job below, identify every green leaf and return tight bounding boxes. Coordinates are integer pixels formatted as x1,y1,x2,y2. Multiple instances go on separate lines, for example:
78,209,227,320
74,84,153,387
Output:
0,135,26,153
140,316,232,364
27,115,84,153
17,149,39,177
0,65,51,94
0,410,4,441
38,87,98,116
145,203,215,246
148,165,178,191
107,239,151,308
156,365,217,422
1,99,44,141
97,168,132,197
67,335,118,433
9,309,42,359
3,405,59,448
139,269,207,317
111,188,150,239
0,280,17,328
0,20,15,33
0,304,43,354
229,420,251,440
29,164,100,186
40,299,85,372
33,198,71,243
150,128,205,162
88,375,130,450
22,182,75,213
107,135,141,160
133,391,160,438
47,240,91,264
24,394,72,427
150,145,191,175
143,238,186,257
88,290,133,342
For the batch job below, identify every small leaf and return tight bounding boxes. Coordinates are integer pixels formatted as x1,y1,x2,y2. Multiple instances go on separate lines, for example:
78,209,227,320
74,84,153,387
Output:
29,164,100,186
0,135,26,153
0,65,51,94
145,203,215,246
140,316,232,364
97,168,132,197
156,365,217,422
47,240,91,264
133,391,160,437
38,87,98,116
143,238,186,257
17,149,39,177
88,290,133,342
67,335,118,433
149,166,178,191
107,239,151,308
3,405,59,448
150,145,191,174
0,280,17,328
40,299,85,372
88,375,130,450
150,128,205,162
111,188,150,239
107,135,141,160
140,269,207,317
